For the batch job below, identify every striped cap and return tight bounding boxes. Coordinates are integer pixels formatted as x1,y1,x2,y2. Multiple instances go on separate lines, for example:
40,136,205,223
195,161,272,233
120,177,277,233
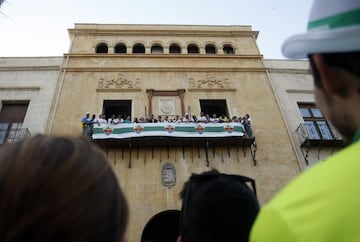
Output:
282,0,360,59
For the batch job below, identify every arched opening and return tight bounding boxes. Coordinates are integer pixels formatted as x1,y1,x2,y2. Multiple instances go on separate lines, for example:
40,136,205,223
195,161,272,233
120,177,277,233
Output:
223,44,235,54
114,43,127,53
169,44,181,54
187,44,199,54
95,43,108,53
133,43,145,54
141,210,180,242
151,45,164,54
205,44,216,54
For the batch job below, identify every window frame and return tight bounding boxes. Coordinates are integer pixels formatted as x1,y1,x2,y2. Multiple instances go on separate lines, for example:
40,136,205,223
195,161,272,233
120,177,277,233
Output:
298,103,334,140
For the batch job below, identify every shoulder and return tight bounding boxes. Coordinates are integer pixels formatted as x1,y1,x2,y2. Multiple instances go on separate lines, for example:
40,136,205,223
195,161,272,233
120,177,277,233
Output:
251,142,360,242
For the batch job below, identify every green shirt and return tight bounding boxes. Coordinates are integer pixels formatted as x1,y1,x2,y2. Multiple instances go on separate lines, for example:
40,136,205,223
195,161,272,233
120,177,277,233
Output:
250,140,360,242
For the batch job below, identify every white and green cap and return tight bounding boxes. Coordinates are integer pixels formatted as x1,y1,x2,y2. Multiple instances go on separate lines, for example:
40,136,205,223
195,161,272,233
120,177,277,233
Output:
282,0,360,59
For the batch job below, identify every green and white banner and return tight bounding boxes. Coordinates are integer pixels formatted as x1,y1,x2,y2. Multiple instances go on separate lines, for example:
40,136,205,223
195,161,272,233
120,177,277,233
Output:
92,123,245,140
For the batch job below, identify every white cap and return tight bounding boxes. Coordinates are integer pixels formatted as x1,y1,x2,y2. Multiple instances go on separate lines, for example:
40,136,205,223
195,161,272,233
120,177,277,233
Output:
282,0,360,59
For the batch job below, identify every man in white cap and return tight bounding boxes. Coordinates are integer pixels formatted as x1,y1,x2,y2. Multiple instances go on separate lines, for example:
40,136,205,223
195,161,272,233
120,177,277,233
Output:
250,1,360,241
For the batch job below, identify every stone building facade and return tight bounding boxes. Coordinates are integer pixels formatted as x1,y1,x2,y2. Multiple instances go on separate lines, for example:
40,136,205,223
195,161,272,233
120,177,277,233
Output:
0,57,62,143
265,59,344,169
0,24,339,242
44,24,300,241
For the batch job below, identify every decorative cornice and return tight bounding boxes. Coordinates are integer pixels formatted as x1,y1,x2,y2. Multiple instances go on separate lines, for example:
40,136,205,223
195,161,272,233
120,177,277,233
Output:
63,67,266,73
0,66,61,71
96,88,141,92
0,86,40,91
286,89,313,94
188,88,236,92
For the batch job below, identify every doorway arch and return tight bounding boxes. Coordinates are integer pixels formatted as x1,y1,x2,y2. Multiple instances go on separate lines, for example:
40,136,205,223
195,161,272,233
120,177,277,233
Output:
141,209,180,242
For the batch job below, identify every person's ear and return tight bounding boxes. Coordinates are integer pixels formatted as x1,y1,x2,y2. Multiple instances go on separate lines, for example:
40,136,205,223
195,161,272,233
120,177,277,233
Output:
313,54,347,96
177,236,183,242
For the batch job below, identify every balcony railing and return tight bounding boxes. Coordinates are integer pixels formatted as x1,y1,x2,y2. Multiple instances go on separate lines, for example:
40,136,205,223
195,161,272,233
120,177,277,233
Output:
91,122,257,166
0,128,31,144
295,123,344,165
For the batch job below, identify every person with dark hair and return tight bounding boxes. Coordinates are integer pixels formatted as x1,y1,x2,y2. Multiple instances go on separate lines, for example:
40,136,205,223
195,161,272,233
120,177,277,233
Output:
178,169,259,242
0,134,128,242
251,1,360,241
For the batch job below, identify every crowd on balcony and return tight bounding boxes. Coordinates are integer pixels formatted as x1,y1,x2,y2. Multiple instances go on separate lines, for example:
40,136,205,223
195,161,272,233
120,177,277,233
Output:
81,112,253,138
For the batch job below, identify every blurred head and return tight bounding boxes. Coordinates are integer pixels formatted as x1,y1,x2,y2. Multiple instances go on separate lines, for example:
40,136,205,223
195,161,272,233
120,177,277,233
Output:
0,135,128,242
309,52,360,143
178,170,259,242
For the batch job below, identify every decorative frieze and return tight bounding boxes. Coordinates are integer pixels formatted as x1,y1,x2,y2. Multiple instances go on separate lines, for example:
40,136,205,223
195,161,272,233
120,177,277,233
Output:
98,74,140,89
189,73,229,89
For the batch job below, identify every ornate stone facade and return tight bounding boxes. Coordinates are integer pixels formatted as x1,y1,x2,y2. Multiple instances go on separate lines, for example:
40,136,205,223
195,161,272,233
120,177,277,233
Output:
0,24,306,242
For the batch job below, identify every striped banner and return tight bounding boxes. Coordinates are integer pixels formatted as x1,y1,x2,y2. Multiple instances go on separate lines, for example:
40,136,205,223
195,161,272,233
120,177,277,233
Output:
92,123,245,140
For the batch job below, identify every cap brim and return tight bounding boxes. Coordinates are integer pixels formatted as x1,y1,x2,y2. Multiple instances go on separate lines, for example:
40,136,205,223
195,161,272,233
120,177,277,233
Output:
282,26,360,59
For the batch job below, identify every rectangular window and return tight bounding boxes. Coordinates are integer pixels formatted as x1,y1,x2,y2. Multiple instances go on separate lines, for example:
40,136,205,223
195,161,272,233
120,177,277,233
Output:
317,121,333,140
0,123,9,144
103,100,132,121
305,121,320,139
311,108,323,118
300,108,311,118
199,99,228,118
0,102,29,144
298,103,334,140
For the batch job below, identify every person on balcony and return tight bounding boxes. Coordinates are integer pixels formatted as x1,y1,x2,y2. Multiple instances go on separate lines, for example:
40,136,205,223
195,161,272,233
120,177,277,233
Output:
81,112,92,136
94,114,107,125
108,114,119,125
197,112,207,123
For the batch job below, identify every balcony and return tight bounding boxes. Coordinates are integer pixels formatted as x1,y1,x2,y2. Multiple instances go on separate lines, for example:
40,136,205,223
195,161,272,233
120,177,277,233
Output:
0,127,31,144
91,122,257,166
295,123,344,165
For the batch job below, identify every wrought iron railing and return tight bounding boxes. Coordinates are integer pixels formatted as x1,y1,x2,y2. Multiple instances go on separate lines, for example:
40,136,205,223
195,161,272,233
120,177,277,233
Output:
295,123,343,165
295,123,343,144
2,128,31,144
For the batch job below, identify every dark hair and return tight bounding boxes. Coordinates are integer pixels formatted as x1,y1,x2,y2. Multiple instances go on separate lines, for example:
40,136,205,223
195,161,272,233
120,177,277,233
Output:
0,135,128,242
308,51,360,89
179,169,259,242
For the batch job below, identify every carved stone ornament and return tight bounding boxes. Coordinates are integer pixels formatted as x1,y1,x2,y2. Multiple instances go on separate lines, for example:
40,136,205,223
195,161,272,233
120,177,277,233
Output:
98,74,140,89
189,73,229,88
159,98,175,115
161,163,176,189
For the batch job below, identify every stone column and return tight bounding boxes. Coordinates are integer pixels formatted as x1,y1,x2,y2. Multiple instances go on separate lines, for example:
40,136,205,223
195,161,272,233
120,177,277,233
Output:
178,89,186,115
146,89,154,116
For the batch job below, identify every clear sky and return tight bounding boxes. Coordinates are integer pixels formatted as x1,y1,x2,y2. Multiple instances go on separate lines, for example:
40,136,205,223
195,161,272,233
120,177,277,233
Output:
0,0,313,59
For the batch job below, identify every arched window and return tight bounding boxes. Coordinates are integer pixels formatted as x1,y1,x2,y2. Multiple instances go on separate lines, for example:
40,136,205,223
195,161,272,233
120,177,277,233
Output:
205,44,216,54
95,43,108,53
114,43,127,54
132,43,145,54
187,44,199,54
223,44,235,54
151,45,164,54
169,44,181,54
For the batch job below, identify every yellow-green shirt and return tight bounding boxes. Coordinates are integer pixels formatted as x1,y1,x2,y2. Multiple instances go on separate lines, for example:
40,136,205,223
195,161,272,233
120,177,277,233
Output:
250,139,360,242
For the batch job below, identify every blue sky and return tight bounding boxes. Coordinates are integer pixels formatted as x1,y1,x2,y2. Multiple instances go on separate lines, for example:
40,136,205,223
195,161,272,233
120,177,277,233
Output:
0,0,312,58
